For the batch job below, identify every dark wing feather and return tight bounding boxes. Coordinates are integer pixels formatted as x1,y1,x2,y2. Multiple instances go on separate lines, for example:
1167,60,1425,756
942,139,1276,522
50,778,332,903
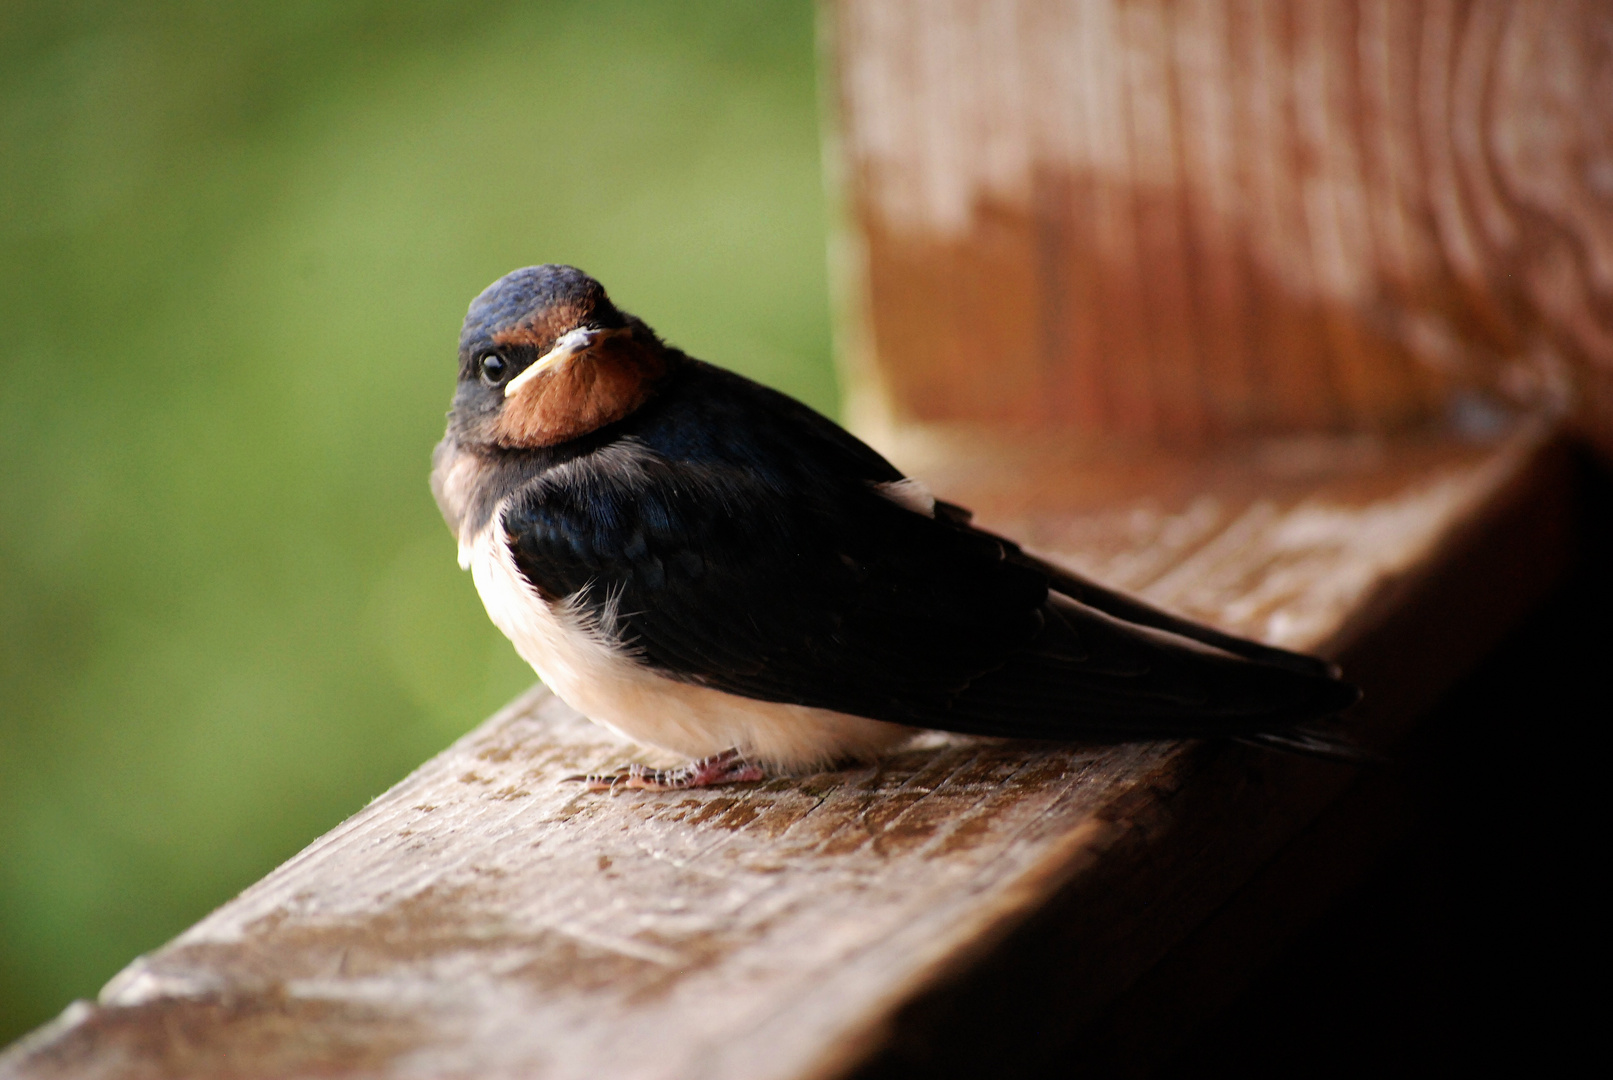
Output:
505,446,1048,721
1006,548,1341,678
503,362,1358,743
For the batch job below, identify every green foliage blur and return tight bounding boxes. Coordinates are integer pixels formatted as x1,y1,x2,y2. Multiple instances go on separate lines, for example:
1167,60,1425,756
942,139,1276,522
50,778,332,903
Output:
0,0,832,1042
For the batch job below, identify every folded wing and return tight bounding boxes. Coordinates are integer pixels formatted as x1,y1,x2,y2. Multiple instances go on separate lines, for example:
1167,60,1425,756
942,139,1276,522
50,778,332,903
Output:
503,413,1357,745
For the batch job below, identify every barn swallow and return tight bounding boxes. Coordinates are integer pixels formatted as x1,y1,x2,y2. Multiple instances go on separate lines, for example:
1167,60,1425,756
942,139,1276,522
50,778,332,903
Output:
432,266,1361,790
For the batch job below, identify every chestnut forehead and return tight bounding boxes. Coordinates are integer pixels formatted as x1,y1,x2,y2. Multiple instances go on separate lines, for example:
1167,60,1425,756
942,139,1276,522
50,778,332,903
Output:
459,265,606,354
489,300,594,350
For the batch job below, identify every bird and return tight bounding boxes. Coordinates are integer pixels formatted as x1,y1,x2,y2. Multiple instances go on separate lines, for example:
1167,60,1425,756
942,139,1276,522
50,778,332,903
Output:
431,265,1362,790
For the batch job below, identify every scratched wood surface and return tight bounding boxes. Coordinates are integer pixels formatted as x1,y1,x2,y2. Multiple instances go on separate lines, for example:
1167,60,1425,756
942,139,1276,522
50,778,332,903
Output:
828,0,1613,453
0,418,1573,1080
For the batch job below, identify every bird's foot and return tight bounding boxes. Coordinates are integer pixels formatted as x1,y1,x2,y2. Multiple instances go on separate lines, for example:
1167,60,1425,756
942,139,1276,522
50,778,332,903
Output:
565,748,764,792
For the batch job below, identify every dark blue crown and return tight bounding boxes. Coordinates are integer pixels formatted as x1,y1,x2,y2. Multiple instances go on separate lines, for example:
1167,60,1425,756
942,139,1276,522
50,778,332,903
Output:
460,265,615,351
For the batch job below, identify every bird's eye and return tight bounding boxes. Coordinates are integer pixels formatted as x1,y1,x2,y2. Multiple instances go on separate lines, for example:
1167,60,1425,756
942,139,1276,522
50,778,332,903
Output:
479,353,507,384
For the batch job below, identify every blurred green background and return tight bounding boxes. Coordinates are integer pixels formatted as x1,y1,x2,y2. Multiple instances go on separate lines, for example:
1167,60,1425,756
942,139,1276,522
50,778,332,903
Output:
0,0,832,1042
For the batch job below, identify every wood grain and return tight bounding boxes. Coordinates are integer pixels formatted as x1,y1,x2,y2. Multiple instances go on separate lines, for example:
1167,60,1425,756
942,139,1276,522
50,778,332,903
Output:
0,419,1573,1080
828,0,1613,450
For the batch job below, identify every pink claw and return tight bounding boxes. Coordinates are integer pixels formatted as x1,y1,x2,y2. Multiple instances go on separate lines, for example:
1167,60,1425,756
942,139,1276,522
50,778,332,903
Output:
565,748,764,791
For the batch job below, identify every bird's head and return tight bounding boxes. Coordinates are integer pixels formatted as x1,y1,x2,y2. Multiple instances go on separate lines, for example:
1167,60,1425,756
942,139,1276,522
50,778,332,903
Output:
446,265,674,449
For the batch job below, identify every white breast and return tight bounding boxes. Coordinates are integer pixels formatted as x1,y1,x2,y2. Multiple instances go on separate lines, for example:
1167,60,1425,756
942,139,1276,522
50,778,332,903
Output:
465,507,912,771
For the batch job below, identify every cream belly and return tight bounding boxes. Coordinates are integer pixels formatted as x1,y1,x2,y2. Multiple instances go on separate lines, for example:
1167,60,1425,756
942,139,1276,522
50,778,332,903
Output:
465,515,913,771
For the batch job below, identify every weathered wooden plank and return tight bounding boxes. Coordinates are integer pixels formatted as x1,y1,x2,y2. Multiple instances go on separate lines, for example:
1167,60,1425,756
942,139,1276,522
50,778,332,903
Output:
0,418,1572,1080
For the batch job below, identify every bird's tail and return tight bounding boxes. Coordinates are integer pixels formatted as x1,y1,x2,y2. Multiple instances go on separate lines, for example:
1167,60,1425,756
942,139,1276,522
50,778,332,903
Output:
1237,722,1384,764
1008,547,1341,680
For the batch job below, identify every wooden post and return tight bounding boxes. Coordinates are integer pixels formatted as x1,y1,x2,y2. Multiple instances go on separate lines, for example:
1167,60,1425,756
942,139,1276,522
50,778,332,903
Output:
828,0,1613,453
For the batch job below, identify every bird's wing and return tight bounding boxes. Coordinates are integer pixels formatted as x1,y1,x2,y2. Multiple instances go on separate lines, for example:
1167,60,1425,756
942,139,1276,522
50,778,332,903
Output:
1004,547,1341,678
502,436,1354,742
504,442,1044,719
932,496,1338,678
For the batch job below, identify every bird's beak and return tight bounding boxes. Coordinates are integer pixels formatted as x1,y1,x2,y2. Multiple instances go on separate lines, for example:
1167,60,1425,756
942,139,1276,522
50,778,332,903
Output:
504,327,623,398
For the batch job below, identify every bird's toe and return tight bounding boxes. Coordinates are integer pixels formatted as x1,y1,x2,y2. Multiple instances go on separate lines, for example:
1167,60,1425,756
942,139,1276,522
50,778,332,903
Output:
565,748,764,792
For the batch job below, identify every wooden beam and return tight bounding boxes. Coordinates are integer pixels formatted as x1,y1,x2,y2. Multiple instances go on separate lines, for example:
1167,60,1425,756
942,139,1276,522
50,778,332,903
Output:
0,419,1574,1080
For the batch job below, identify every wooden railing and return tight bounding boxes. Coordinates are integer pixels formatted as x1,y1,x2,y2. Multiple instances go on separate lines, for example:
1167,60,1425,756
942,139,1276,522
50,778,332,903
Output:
4,3,1607,1077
